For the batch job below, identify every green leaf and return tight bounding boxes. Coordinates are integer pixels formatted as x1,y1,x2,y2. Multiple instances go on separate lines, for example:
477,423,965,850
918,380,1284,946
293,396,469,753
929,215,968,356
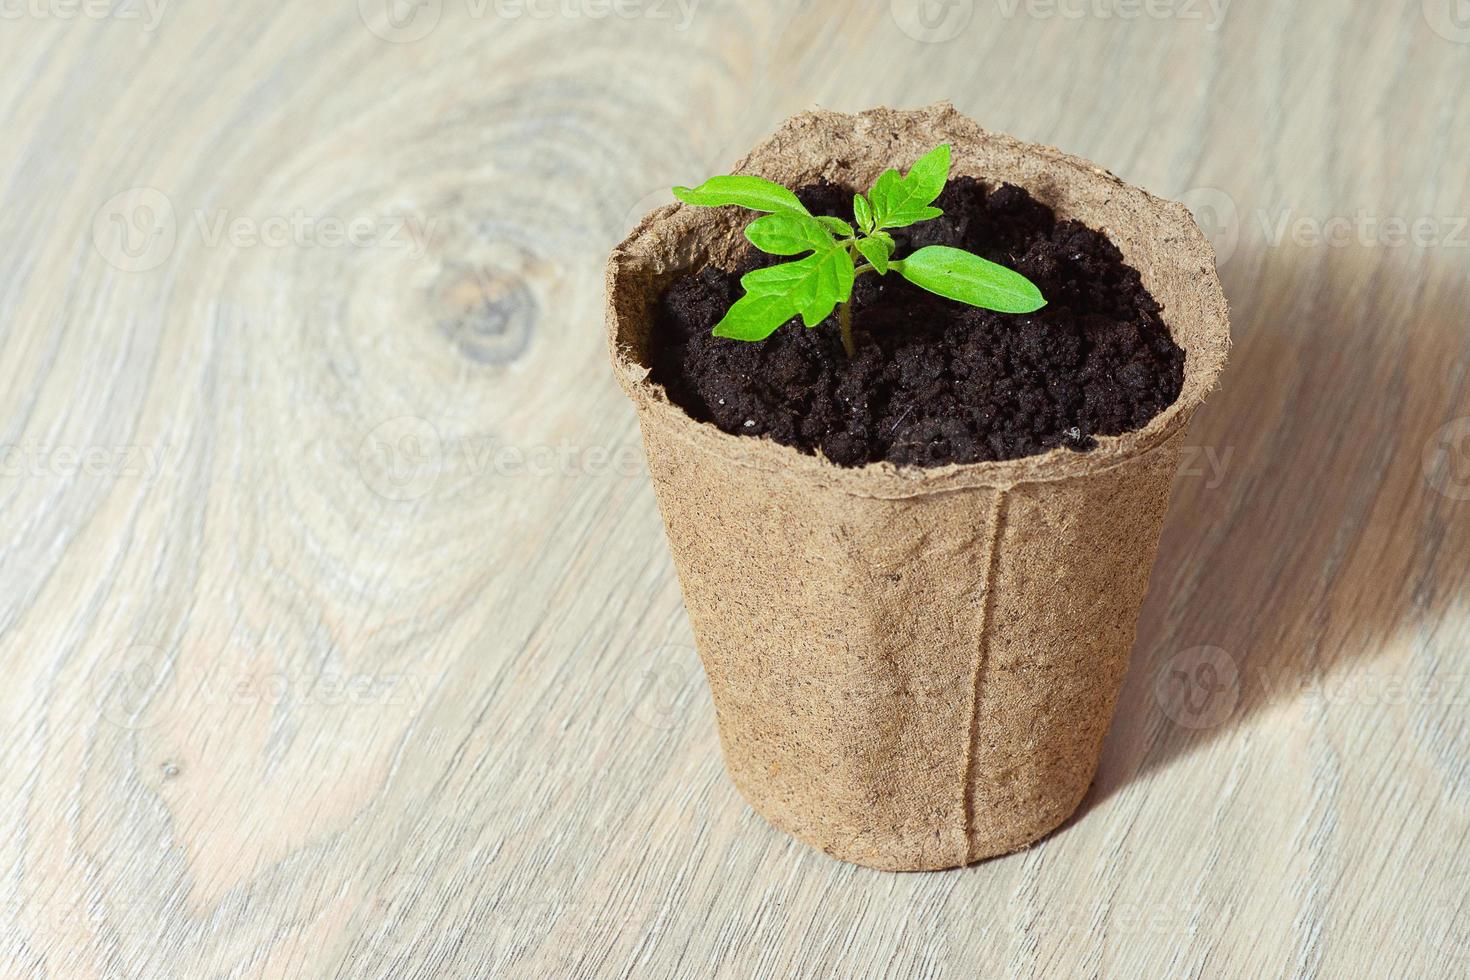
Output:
711,290,802,341
885,205,945,228
738,247,856,328
853,193,875,233
892,245,1046,313
816,215,854,238
903,144,951,205
672,175,811,215
868,144,951,229
867,171,900,220
745,211,836,256
854,236,892,274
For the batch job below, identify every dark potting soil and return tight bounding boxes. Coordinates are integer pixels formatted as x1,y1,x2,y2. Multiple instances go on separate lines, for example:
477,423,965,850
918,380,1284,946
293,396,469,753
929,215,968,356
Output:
649,176,1186,468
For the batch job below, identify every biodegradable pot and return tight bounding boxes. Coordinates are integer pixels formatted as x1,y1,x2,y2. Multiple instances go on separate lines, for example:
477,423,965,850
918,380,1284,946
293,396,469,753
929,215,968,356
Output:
606,104,1230,871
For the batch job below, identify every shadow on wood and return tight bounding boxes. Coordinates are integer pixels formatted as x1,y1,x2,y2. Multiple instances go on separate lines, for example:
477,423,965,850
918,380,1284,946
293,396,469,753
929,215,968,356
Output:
1078,240,1470,818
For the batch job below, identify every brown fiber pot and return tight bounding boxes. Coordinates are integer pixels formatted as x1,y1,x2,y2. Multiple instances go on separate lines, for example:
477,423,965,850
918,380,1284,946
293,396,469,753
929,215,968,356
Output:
606,104,1230,871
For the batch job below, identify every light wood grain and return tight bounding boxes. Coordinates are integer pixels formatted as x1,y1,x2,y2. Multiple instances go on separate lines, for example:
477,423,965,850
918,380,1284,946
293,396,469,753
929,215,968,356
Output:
1,1,1467,977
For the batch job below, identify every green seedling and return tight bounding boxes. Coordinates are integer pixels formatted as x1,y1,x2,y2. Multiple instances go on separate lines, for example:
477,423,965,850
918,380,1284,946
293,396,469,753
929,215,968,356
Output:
672,144,1046,356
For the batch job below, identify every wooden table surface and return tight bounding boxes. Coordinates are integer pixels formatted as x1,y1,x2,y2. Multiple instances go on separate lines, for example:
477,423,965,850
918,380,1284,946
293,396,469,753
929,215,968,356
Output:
3,2,1468,977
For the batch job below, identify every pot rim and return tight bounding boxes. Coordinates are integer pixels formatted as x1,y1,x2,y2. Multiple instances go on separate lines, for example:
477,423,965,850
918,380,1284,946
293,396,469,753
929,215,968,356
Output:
606,103,1231,500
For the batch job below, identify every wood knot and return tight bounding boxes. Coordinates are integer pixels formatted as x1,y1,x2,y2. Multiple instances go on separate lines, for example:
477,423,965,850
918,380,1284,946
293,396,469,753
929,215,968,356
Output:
432,267,535,365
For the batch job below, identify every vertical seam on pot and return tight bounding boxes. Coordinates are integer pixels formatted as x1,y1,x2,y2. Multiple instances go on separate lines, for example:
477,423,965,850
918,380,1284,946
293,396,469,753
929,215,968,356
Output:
962,488,1008,865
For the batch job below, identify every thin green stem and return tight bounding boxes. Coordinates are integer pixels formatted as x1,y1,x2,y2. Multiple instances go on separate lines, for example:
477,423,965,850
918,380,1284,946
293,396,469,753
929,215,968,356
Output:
837,243,881,357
